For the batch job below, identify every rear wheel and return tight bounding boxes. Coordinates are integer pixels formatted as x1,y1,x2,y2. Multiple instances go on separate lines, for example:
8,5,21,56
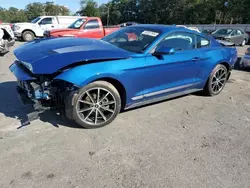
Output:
203,64,228,96
22,31,35,42
72,81,121,128
241,39,246,46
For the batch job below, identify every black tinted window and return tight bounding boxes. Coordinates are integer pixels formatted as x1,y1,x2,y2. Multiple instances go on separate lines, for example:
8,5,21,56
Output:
158,32,196,51
84,20,100,29
40,18,52,24
196,36,210,48
102,27,161,53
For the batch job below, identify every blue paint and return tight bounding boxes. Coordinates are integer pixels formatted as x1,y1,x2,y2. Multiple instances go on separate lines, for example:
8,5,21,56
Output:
10,25,237,109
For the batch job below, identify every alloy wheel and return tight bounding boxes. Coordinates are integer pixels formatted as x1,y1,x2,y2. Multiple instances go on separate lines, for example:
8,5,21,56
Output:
76,87,117,126
26,34,32,41
211,68,227,93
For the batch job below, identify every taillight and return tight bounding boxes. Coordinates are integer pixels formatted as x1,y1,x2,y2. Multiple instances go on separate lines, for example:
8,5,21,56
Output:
245,48,250,55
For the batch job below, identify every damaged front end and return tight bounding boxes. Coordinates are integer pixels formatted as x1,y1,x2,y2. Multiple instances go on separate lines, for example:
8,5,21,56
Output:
0,26,15,55
10,60,78,125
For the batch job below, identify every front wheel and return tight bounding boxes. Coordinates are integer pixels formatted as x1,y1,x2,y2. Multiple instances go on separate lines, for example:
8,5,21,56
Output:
72,81,121,128
22,31,35,42
203,64,228,96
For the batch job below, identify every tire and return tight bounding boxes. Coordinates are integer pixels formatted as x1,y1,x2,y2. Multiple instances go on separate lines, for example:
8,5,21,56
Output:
203,64,228,96
22,31,35,42
72,81,121,128
241,39,246,46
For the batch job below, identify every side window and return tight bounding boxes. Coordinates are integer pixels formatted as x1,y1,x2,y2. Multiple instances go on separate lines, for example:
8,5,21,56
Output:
52,17,57,25
157,32,196,51
40,18,53,25
84,20,100,29
231,30,237,36
237,30,242,35
196,36,210,48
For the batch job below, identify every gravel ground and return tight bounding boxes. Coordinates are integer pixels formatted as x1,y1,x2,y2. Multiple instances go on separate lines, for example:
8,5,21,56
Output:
0,42,250,188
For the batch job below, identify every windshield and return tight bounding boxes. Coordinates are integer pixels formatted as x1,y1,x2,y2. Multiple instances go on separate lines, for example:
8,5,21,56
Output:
102,27,161,53
213,29,232,35
31,17,41,23
68,18,86,29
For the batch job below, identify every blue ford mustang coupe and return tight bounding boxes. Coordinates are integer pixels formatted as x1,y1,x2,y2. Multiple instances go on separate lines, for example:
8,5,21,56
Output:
10,25,237,128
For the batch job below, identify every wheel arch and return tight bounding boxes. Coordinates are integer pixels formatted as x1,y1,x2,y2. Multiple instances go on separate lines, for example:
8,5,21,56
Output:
204,61,231,87
22,29,36,37
92,77,127,111
219,62,230,72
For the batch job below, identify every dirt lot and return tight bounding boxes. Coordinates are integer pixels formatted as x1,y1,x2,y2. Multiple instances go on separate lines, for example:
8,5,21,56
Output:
0,42,250,188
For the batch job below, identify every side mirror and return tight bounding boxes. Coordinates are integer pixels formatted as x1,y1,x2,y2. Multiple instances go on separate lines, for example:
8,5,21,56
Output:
153,46,175,56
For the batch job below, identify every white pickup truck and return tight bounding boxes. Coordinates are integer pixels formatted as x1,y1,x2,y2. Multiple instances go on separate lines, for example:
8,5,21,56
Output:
12,16,82,42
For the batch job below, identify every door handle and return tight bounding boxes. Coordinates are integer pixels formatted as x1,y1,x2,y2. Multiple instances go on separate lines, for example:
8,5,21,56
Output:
192,57,201,61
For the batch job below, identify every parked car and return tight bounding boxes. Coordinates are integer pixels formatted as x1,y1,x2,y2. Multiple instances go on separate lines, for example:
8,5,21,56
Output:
211,28,248,46
10,25,237,128
120,22,139,27
44,17,120,39
0,24,15,55
202,29,215,35
240,47,250,68
245,31,250,44
12,16,83,42
176,25,200,32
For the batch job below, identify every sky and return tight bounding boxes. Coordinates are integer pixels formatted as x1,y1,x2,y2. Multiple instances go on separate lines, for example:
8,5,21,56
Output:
0,0,109,13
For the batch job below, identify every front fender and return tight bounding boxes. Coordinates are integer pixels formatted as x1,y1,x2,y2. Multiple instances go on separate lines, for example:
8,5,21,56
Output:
20,25,44,37
55,63,122,87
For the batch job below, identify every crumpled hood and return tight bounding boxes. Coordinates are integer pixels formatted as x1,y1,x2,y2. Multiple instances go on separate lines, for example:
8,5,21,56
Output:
14,37,133,74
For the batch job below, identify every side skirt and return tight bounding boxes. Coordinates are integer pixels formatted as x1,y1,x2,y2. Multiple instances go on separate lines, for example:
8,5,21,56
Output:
125,88,202,110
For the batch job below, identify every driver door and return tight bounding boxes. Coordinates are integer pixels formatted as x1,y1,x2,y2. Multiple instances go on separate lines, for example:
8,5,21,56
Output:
141,32,203,99
79,19,103,39
38,17,54,30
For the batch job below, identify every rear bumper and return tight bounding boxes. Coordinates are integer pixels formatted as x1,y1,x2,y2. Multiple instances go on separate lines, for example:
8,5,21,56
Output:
241,55,250,67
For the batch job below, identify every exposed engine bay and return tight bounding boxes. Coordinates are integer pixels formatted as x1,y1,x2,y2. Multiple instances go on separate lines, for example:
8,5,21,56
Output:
16,72,79,124
0,25,15,55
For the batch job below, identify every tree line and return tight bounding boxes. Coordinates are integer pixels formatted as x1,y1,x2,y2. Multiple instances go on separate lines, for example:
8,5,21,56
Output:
0,2,70,23
1,0,250,25
80,0,250,25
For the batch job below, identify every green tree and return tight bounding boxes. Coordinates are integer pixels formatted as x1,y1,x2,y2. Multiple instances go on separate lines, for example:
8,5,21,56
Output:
0,7,9,22
79,0,100,17
25,2,45,21
6,7,28,23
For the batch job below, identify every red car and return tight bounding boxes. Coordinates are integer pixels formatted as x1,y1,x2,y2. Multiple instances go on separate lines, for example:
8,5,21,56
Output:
44,17,120,39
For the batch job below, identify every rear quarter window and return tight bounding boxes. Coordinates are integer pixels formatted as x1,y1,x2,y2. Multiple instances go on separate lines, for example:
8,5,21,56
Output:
196,36,210,48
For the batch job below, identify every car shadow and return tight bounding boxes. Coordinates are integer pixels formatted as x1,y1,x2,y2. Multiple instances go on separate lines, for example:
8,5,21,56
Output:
0,81,82,129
